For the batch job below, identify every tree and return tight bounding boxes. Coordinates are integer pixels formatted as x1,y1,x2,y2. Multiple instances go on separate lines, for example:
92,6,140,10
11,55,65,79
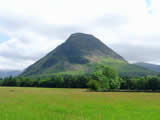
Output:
88,66,120,91
2,76,17,86
53,75,64,88
148,77,159,90
87,80,101,91
102,67,119,89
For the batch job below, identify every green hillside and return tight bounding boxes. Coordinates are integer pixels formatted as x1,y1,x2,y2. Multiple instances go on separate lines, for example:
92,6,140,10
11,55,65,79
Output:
20,33,155,77
135,62,160,72
86,57,155,77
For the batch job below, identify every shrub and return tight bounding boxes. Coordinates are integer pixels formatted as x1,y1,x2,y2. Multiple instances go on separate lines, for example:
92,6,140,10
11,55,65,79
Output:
87,80,101,91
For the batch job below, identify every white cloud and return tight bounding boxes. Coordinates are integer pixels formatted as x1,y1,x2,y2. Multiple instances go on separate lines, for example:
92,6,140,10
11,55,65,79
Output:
0,0,160,70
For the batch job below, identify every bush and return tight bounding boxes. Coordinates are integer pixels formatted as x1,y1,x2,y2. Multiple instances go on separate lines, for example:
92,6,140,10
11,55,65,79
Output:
87,80,101,91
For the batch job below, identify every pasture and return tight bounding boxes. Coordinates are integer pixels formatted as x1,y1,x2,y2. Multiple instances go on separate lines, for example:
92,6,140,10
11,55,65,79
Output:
0,87,160,120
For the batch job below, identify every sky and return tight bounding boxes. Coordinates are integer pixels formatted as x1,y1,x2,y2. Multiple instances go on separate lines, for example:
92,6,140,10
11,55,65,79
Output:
0,0,160,70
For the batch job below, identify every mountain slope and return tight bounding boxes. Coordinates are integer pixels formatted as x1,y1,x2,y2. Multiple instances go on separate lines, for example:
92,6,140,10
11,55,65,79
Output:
21,33,155,77
135,62,160,72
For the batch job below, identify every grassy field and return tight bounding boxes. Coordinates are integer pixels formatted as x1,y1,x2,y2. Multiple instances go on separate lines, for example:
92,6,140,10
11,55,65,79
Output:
0,87,160,120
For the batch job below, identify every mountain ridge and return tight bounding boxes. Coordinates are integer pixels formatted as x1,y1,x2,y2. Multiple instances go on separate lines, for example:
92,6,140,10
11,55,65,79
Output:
20,33,155,77
134,62,160,72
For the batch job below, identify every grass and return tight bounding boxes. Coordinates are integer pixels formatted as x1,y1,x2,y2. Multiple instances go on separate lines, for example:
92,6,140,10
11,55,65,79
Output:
0,87,160,120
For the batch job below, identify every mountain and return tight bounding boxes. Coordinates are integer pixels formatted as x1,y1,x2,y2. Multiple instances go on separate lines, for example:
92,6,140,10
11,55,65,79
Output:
21,33,155,77
0,70,22,78
134,62,160,72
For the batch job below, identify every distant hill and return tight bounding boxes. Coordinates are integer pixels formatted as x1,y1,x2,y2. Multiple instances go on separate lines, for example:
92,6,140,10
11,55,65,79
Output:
134,62,160,72
20,33,155,77
0,70,22,78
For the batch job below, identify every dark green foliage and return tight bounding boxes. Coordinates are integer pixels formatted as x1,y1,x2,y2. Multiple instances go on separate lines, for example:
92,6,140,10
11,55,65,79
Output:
103,67,120,89
120,75,160,90
87,80,101,91
39,78,54,87
0,66,120,90
147,77,160,90
87,66,120,91
2,76,17,86
0,74,90,88
1,73,160,91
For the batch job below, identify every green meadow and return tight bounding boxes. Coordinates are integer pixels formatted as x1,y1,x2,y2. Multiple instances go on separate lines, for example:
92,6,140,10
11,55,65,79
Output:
0,87,160,120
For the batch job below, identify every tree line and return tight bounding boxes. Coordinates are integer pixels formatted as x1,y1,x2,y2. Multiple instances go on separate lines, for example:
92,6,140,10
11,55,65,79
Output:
0,66,160,91
0,75,89,88
120,75,160,90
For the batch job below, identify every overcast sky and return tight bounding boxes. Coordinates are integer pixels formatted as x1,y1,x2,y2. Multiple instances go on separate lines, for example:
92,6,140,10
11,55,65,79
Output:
0,0,160,70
